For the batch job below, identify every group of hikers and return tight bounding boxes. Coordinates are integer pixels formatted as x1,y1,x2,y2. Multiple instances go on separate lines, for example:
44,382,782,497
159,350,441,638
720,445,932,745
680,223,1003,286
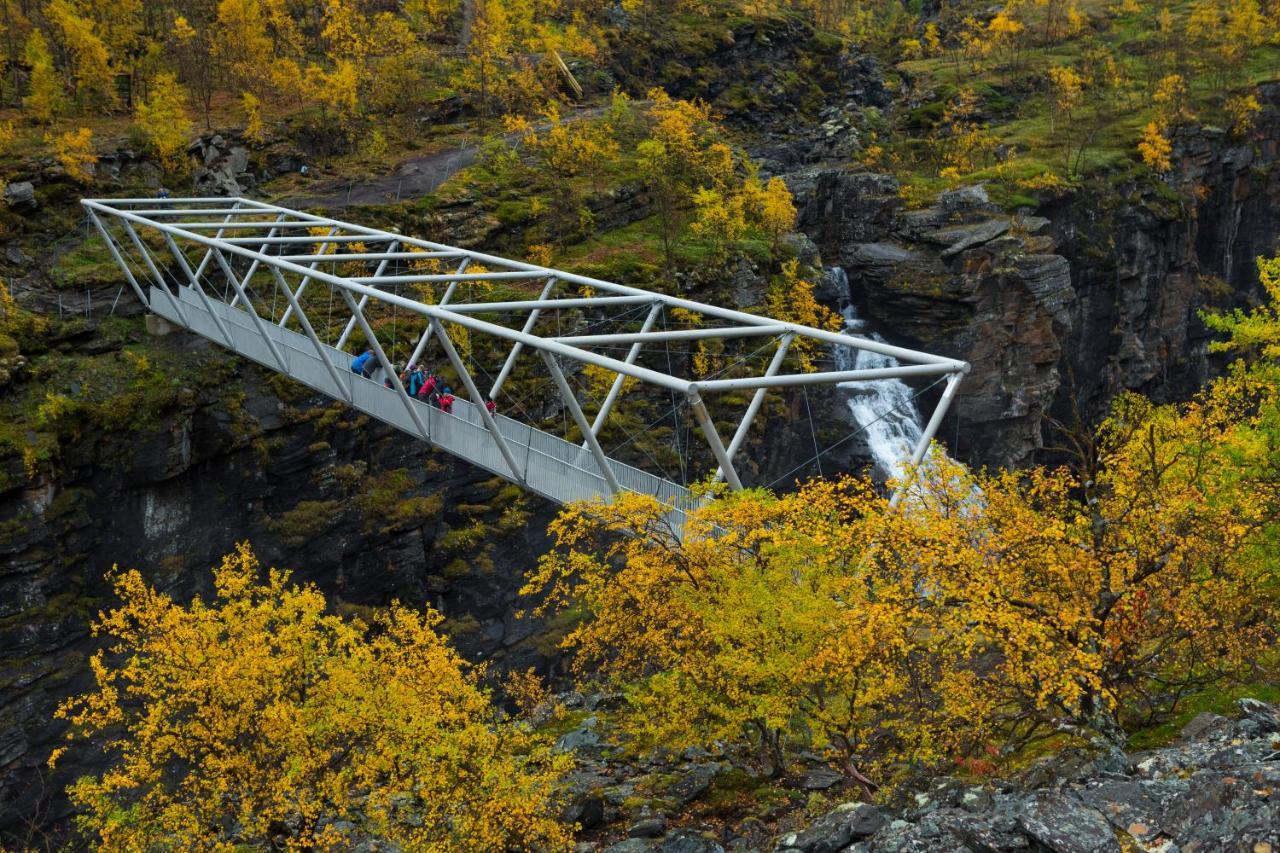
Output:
349,349,497,418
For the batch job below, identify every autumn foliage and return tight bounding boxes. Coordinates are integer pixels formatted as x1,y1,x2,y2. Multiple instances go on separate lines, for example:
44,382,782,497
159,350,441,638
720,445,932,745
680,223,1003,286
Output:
52,542,572,850
528,255,1280,781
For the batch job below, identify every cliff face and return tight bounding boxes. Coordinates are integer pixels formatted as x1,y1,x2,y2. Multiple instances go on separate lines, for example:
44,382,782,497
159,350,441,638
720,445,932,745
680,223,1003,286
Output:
796,83,1280,468
0,330,556,837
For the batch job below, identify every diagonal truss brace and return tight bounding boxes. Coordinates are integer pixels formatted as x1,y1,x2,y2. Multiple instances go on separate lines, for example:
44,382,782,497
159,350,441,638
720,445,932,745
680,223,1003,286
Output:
85,197,971,506
431,317,524,483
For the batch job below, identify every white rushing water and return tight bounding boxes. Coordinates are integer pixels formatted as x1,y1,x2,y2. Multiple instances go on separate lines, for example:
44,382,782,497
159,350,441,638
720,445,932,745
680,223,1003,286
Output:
830,269,926,483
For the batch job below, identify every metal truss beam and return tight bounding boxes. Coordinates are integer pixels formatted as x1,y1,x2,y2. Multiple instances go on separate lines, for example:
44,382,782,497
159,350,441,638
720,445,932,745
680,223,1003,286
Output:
85,197,970,506
541,350,620,494
431,317,524,482
490,276,556,400
586,302,662,441
279,251,463,263
440,295,653,314
556,325,785,346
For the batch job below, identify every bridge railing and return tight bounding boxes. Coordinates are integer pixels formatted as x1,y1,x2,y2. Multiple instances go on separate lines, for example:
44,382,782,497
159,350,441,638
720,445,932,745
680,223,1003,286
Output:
151,284,696,525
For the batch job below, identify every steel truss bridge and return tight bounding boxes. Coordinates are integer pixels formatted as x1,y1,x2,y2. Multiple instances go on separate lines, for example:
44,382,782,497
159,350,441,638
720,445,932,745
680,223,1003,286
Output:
85,196,968,524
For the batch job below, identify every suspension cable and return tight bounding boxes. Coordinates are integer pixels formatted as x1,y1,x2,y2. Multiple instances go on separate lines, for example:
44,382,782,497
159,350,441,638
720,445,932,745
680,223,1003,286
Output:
763,374,950,491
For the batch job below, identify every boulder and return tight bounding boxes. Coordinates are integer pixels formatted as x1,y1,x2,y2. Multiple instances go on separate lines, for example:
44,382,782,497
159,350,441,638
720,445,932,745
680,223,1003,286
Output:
774,802,886,852
801,767,845,790
666,763,722,806
937,183,991,212
949,815,1031,851
1179,711,1229,741
658,831,725,853
1239,698,1280,733
1015,793,1120,853
604,840,651,853
4,181,37,211
629,816,667,838
926,218,1013,258
555,716,601,753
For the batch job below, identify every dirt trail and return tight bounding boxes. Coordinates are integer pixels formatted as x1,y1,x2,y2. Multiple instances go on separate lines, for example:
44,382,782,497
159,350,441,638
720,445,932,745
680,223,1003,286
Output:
279,105,611,210
280,143,481,209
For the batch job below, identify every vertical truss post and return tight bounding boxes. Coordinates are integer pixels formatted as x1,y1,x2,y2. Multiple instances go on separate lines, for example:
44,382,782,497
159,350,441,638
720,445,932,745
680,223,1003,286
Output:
228,217,286,308
584,301,663,441
268,266,351,402
713,333,793,483
279,227,340,326
192,200,244,281
401,258,469,366
431,317,524,484
888,370,964,510
488,275,557,399
85,210,148,310
162,232,237,348
334,239,401,347
688,387,743,490
338,288,432,442
540,350,621,495
211,248,290,373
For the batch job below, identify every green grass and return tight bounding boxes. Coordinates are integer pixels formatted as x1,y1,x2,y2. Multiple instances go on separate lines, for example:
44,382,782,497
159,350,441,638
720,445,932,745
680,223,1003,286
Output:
884,0,1280,208
1126,682,1280,751
49,234,122,289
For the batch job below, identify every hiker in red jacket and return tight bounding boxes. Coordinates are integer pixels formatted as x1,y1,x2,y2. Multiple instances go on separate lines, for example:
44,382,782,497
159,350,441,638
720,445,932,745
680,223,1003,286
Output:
418,373,438,403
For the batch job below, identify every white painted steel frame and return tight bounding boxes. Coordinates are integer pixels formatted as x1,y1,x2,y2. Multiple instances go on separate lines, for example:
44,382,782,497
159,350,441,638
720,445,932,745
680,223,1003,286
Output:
85,197,969,506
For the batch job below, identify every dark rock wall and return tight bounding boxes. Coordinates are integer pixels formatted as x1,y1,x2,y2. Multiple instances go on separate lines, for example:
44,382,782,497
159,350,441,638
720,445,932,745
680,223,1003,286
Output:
0,333,556,840
797,84,1280,468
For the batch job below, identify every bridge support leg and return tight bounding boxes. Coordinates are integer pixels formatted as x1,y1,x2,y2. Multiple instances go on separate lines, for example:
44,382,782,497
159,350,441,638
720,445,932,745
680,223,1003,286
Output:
713,333,792,483
192,201,244,283
338,288,433,442
85,210,149,310
688,388,744,491
268,266,351,403
114,218,193,327
228,215,285,308
489,275,557,400
431,317,525,484
888,370,963,510
211,249,291,374
541,350,621,495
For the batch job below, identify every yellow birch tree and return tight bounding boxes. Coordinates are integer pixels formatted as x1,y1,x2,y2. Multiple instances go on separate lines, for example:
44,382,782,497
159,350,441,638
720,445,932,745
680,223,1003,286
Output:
52,543,573,851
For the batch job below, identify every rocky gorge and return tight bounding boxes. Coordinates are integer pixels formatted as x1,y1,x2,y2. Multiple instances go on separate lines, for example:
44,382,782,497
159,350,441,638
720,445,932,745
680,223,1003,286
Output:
1,18,1279,846
797,82,1280,468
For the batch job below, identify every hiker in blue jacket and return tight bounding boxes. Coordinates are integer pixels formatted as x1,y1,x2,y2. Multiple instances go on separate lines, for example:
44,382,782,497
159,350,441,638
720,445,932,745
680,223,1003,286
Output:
405,364,425,397
350,349,375,377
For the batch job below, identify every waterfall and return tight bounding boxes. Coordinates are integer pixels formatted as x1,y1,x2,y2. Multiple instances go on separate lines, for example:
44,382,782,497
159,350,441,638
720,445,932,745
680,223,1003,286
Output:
829,268,926,483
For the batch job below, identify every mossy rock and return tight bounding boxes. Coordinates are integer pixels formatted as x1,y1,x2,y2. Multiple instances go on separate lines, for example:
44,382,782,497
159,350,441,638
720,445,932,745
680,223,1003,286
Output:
267,499,342,548
494,199,533,226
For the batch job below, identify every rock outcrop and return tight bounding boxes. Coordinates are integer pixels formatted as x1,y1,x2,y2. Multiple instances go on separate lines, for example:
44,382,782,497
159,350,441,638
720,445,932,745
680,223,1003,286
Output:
796,83,1280,468
799,174,1074,468
575,698,1280,852
0,330,557,839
